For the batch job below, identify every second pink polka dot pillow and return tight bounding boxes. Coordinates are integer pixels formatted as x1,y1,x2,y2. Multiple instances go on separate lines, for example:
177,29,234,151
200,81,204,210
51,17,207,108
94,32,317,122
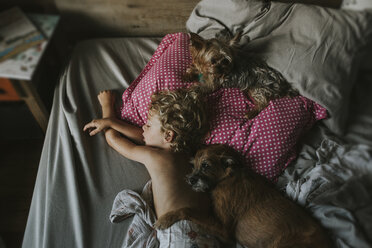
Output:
120,32,327,181
204,88,326,181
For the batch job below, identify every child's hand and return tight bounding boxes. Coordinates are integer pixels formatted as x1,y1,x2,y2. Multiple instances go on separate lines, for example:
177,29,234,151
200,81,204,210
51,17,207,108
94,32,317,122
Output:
83,118,112,136
98,90,115,108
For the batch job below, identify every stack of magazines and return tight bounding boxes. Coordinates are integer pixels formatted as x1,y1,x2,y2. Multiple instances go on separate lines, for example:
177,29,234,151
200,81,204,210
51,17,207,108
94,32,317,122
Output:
0,7,46,63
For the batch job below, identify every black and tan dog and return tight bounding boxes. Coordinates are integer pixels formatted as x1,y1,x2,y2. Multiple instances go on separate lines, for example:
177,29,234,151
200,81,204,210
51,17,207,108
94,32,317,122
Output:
183,32,298,118
186,144,334,248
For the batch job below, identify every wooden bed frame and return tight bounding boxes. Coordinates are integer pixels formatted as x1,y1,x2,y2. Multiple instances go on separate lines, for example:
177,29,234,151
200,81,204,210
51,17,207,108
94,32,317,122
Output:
55,0,200,37
1,0,341,38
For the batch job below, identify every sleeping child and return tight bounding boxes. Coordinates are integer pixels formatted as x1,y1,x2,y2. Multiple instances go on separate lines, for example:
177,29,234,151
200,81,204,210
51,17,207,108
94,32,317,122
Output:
83,87,223,247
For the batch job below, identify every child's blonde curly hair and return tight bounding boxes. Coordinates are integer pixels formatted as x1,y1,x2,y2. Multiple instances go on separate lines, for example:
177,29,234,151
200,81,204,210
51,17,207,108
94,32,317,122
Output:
149,86,209,155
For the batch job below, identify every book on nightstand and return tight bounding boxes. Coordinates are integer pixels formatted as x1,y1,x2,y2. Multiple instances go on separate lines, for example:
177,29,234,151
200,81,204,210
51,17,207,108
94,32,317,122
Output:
0,7,46,62
0,11,59,81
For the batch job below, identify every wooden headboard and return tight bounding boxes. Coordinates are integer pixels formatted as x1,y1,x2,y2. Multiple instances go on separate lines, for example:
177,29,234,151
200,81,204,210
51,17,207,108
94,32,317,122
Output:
3,0,342,38
57,0,199,37
1,0,199,37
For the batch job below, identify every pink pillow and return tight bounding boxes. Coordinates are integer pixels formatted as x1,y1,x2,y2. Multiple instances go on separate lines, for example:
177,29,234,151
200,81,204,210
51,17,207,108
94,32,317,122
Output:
120,33,327,181
204,89,326,181
120,33,192,126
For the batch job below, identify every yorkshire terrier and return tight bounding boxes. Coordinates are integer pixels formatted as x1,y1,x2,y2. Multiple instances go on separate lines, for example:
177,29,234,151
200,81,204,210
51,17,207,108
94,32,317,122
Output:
187,144,334,248
183,32,299,118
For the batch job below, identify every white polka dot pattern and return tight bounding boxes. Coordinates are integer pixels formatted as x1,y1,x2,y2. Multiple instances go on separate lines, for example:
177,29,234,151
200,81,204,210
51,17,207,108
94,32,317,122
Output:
119,33,327,181
204,89,327,181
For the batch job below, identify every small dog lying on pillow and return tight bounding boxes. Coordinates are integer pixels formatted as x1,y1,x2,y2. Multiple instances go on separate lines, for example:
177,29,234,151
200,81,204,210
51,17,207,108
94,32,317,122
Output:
187,144,334,248
183,32,298,118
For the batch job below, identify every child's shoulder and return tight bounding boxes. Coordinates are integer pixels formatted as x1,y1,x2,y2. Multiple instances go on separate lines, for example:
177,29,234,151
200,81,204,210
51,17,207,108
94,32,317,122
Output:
141,146,174,162
140,147,184,173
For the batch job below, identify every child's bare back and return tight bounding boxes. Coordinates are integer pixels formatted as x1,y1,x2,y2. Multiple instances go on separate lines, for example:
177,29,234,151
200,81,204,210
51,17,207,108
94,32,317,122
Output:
146,149,211,218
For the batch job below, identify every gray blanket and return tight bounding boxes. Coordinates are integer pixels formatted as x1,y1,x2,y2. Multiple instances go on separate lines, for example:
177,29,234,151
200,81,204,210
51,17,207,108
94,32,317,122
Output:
278,138,372,247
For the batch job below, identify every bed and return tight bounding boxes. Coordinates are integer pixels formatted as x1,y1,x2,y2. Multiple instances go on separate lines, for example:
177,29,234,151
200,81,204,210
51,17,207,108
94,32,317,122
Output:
22,0,372,247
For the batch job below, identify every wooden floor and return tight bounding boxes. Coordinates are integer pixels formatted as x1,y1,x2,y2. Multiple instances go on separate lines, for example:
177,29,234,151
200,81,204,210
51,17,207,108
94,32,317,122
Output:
0,138,44,248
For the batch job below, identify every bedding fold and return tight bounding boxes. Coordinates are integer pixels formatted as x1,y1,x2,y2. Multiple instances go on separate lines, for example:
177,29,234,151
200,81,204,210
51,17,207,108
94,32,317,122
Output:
110,181,221,248
280,139,372,248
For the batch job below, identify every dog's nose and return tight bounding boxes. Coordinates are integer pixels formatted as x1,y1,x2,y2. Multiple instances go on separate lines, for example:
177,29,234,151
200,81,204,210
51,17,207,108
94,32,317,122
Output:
187,176,197,185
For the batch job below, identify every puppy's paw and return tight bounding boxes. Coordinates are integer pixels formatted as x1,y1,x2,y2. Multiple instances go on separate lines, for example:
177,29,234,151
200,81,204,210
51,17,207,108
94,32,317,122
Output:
219,230,234,244
154,213,183,230
208,226,233,244
153,219,172,230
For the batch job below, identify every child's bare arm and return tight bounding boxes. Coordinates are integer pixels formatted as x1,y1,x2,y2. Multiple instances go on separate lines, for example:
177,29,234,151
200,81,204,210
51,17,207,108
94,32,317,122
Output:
104,128,160,166
104,128,145,162
84,117,144,144
106,119,144,144
84,90,144,144
83,118,112,136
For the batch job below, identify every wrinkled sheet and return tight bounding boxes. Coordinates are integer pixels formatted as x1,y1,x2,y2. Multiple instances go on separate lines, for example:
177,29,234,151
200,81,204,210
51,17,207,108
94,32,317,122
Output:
275,70,372,248
22,36,372,247
110,181,158,248
278,138,372,247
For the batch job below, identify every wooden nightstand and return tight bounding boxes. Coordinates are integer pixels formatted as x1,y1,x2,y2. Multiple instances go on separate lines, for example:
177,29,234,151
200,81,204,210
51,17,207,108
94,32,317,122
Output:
0,13,60,133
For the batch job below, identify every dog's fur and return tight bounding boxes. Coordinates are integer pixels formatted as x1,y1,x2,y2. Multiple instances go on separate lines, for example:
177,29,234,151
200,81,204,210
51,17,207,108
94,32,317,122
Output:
186,144,334,248
183,32,299,118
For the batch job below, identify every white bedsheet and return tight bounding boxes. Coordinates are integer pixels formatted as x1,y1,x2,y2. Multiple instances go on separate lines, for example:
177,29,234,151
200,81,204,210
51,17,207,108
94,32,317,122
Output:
22,38,161,248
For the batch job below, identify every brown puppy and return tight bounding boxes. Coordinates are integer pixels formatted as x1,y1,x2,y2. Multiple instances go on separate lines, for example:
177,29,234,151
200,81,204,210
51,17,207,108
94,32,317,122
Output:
183,32,298,118
186,144,334,248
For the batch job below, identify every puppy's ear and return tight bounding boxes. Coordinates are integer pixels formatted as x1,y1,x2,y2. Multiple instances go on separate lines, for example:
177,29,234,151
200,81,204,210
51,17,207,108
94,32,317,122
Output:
222,157,236,169
189,32,205,49
229,30,243,47
223,157,237,176
225,157,235,165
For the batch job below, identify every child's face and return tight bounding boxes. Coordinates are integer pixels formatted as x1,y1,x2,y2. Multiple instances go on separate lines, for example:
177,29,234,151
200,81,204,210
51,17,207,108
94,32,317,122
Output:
142,111,167,148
